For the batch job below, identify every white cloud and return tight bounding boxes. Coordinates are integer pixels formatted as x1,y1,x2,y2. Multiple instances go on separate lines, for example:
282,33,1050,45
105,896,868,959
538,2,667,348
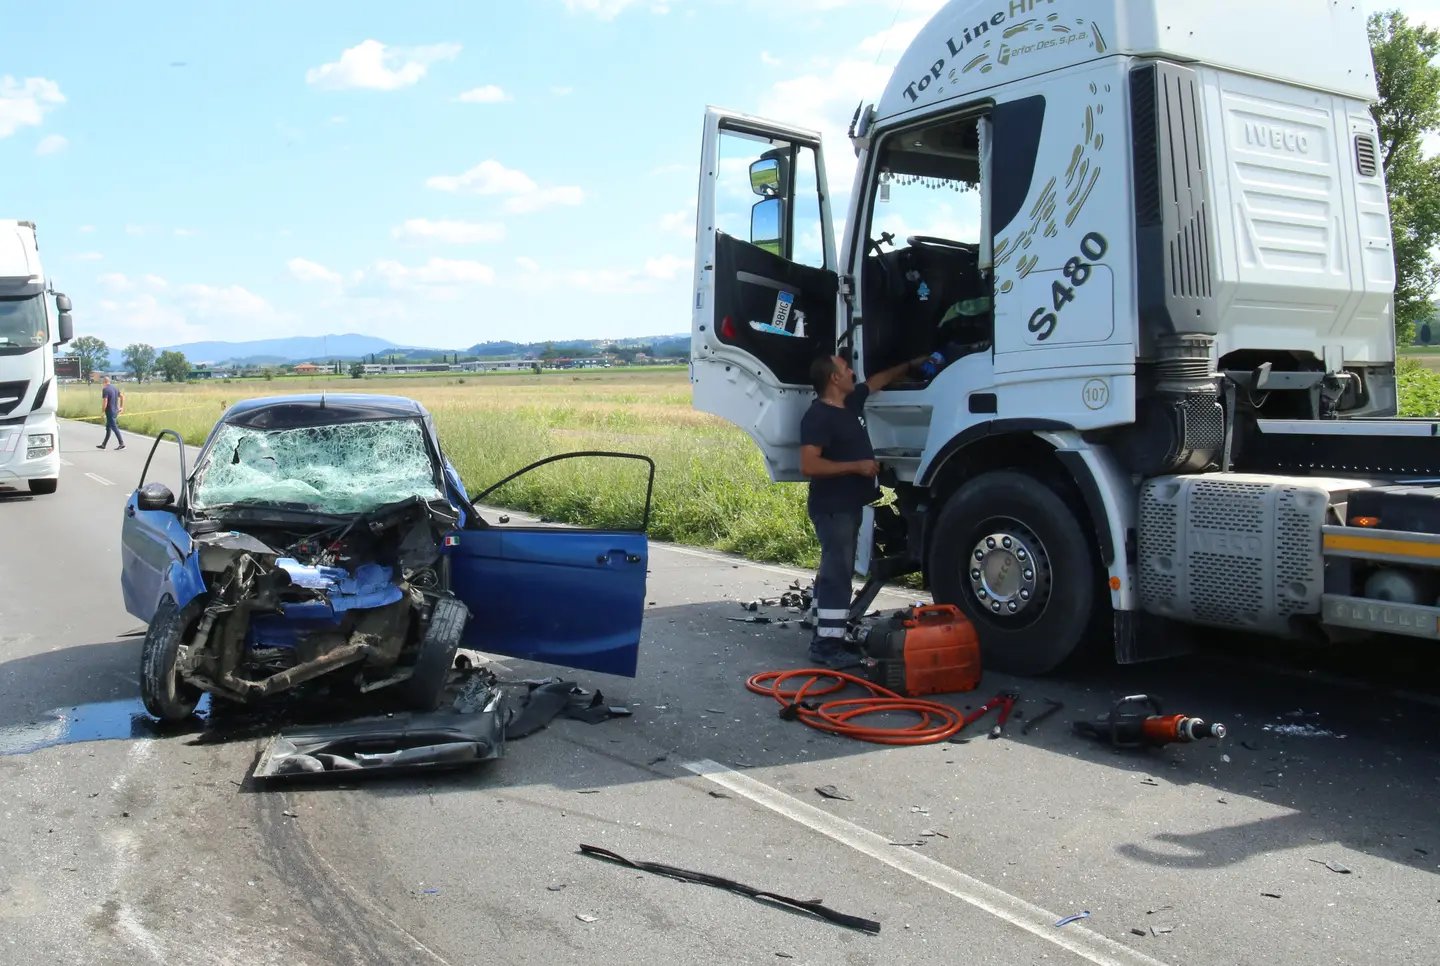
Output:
661,205,695,237
552,86,574,96
87,274,276,346
368,258,497,293
516,256,540,273
97,272,135,292
35,134,67,156
456,85,509,103
0,76,64,138
77,225,94,233
643,254,689,280
173,228,196,237
561,0,653,17
71,252,102,261
392,218,506,243
288,257,342,283
330,116,347,123
761,51,783,66
859,17,929,56
180,284,275,321
142,274,169,290
305,40,461,91
425,159,584,212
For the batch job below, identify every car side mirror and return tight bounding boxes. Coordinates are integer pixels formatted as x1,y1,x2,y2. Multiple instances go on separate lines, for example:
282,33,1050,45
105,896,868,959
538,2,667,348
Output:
137,481,176,512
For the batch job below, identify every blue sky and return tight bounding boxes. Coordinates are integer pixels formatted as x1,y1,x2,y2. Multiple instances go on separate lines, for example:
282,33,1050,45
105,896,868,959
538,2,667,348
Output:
0,0,1429,352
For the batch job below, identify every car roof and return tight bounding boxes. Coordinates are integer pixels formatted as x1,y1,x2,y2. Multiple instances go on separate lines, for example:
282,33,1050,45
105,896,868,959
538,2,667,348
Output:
220,393,429,430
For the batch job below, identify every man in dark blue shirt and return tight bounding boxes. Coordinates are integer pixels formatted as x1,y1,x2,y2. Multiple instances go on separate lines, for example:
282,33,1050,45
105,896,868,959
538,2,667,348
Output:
97,375,125,450
800,352,924,667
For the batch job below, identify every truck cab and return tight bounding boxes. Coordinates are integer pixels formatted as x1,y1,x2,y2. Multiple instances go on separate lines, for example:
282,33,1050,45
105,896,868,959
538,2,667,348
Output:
692,1,1415,675
0,220,75,495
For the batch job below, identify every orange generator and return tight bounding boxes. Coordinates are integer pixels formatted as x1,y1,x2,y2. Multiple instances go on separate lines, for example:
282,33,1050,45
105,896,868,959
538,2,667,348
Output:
860,604,981,697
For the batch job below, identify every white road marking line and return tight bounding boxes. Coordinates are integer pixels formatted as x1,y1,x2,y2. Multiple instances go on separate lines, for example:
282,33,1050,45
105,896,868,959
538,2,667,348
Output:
682,760,1170,966
58,458,72,466
84,472,115,486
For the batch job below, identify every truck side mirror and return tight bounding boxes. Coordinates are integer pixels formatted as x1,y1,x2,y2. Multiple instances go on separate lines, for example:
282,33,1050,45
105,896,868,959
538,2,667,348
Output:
54,293,73,344
751,197,786,257
749,158,783,197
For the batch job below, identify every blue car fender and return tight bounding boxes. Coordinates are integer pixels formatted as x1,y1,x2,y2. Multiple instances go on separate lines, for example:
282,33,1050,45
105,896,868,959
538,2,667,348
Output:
161,551,207,613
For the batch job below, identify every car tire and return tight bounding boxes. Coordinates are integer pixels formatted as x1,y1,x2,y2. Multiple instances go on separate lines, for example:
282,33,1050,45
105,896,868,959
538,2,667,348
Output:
140,594,205,722
401,596,468,711
928,470,1098,677
28,478,57,495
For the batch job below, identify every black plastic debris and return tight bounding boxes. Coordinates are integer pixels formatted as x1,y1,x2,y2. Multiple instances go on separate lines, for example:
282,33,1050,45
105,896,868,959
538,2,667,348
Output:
254,701,508,781
814,784,853,801
578,843,881,935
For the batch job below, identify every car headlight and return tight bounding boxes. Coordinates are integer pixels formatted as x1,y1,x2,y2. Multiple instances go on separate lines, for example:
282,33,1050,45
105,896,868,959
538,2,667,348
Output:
28,434,53,448
26,433,54,459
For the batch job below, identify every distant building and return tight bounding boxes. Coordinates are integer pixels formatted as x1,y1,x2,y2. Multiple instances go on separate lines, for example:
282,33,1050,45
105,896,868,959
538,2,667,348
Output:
291,362,323,374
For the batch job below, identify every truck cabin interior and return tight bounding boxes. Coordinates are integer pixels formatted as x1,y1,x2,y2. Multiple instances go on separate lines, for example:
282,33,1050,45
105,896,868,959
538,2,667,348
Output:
860,112,989,388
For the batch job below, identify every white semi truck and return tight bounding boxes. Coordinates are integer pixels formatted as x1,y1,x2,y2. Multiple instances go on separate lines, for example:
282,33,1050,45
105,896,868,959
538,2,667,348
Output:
0,220,74,495
690,0,1436,675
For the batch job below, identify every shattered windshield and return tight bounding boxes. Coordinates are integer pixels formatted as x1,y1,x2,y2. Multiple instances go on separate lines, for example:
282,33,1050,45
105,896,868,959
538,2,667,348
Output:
0,295,48,353
190,417,445,514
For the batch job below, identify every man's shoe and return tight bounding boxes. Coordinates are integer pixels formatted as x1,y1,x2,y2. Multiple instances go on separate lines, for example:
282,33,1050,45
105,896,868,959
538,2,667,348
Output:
95,444,105,449
116,444,125,450
807,644,860,671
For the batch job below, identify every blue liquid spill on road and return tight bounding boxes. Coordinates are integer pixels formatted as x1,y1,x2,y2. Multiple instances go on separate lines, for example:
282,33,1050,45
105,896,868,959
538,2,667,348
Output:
0,695,210,756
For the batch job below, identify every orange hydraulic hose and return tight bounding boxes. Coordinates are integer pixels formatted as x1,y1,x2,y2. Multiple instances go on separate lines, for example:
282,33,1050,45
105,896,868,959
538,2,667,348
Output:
746,668,968,745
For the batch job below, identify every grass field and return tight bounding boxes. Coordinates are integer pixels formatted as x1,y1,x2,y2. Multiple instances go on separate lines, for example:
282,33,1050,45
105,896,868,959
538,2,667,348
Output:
59,369,823,568
60,360,1440,571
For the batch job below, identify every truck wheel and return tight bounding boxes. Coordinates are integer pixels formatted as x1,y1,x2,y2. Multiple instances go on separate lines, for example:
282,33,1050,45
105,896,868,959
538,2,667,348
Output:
401,596,468,711
28,478,57,495
928,470,1098,676
140,595,204,722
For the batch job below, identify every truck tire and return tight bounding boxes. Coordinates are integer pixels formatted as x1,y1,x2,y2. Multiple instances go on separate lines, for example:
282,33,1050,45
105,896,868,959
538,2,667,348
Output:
140,595,204,722
928,470,1098,676
28,478,57,495
401,596,468,711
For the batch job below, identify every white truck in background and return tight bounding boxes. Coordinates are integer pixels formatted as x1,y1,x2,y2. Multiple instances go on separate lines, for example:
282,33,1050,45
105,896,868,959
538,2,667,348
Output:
0,220,74,495
691,0,1440,676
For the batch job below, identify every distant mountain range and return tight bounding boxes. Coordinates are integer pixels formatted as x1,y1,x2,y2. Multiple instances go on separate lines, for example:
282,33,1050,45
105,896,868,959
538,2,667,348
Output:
97,333,690,368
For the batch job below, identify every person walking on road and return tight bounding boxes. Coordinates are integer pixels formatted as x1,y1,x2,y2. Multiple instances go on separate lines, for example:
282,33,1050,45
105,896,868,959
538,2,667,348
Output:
800,352,924,668
97,376,125,450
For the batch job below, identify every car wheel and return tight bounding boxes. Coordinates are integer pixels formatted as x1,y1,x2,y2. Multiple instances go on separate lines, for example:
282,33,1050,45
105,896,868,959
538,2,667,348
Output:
140,595,204,722
28,478,57,495
928,470,1099,676
401,596,469,711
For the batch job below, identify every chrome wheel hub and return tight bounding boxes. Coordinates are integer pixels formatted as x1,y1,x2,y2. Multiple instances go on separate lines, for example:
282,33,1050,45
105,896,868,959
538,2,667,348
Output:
969,531,1043,617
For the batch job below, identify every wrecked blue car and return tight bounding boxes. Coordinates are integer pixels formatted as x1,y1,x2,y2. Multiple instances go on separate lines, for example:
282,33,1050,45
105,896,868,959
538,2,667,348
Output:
119,394,653,722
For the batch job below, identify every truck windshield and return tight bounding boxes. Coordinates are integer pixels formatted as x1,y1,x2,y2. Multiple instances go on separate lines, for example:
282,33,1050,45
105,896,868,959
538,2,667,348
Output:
190,417,445,514
0,295,49,353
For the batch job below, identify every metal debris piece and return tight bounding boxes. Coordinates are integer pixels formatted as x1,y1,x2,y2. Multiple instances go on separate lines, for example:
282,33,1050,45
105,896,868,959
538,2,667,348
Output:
910,805,930,814
1054,911,1090,927
1146,905,1173,915
577,789,600,795
708,790,730,799
1150,926,1174,937
547,884,566,892
579,843,881,934
889,841,925,847
1139,778,1159,786
1310,858,1352,874
814,784,852,801
1130,928,1146,937
1261,892,1282,899
576,914,598,923
705,709,726,715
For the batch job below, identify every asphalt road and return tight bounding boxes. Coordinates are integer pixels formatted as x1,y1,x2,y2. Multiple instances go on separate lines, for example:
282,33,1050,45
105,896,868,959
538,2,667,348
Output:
0,418,1437,966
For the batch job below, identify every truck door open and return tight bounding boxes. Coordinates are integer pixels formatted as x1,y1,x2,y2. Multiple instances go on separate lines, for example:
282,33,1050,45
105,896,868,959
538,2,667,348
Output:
692,108,839,482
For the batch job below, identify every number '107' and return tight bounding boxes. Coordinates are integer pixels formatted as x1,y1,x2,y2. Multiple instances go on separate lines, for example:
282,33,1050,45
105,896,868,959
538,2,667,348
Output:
1027,232,1109,342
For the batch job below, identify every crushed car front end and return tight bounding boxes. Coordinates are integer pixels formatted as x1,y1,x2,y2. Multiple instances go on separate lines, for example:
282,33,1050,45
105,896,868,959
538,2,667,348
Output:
124,395,473,721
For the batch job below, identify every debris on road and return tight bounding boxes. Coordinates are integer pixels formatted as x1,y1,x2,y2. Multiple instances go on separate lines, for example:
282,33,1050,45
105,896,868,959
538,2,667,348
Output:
815,784,853,801
1130,928,1147,936
1054,911,1091,927
1261,892,1282,899
1311,858,1353,874
578,843,881,935
1150,925,1174,937
1147,905,1173,915
1073,695,1226,749
920,830,949,839
576,914,598,924
1263,723,1343,738
1139,778,1160,786
708,790,730,799
547,884,566,892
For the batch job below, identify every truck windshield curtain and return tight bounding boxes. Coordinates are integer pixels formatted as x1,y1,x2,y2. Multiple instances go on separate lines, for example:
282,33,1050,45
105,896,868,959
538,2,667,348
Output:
0,295,48,352
190,417,445,514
